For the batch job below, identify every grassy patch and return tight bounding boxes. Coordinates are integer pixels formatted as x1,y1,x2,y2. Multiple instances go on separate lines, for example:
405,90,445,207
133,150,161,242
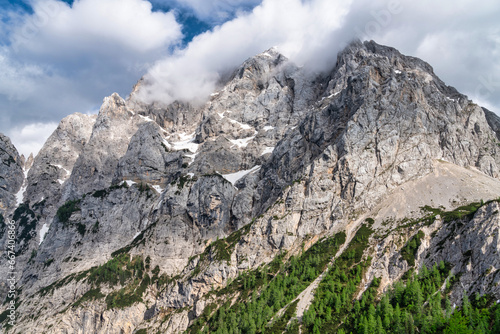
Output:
72,288,105,308
105,274,150,309
92,183,129,199
192,223,254,276
400,230,425,266
56,199,81,224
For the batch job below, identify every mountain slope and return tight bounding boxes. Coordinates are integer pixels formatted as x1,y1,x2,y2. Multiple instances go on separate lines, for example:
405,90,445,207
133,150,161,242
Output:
1,40,500,333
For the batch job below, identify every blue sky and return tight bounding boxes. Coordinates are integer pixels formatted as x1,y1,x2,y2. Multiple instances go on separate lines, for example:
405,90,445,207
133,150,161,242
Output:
1,0,499,156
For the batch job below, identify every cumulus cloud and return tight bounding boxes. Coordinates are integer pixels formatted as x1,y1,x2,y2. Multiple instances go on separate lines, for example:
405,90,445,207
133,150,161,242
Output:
7,122,59,158
137,0,353,105
12,0,182,56
138,0,500,113
0,0,183,137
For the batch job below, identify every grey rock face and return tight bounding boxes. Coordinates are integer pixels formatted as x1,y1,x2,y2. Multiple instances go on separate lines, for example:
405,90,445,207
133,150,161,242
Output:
256,40,499,214
427,202,500,303
65,93,139,197
114,122,185,185
0,134,24,216
26,113,96,210
483,107,500,140
187,175,237,235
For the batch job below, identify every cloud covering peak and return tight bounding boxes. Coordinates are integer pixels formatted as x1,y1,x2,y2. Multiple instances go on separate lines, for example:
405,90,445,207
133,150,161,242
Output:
135,0,500,111
136,0,353,105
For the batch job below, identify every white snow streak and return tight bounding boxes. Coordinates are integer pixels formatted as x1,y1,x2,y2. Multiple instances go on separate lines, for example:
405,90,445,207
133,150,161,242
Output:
185,153,197,165
139,115,154,122
132,231,141,241
15,186,26,205
171,133,199,153
124,180,137,187
229,131,257,148
39,223,49,245
229,119,252,130
220,165,261,186
261,147,275,156
53,164,71,175
151,184,165,194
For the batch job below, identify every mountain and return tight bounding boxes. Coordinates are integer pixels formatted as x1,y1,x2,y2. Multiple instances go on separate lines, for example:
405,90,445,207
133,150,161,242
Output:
1,40,500,333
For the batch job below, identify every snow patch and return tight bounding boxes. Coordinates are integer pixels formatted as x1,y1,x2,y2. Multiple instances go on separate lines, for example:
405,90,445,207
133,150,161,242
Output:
229,119,252,130
139,115,154,122
320,91,340,102
229,131,257,148
261,147,275,156
220,165,261,186
39,223,49,245
151,184,165,194
15,185,26,205
187,173,195,178
218,110,232,119
395,70,402,74
124,180,137,187
263,126,274,131
53,164,71,175
162,138,172,150
327,91,340,99
171,133,199,153
185,153,197,165
15,166,31,206
57,179,65,185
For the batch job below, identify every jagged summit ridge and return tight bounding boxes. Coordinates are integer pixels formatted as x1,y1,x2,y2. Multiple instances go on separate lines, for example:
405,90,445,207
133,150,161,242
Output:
0,41,500,333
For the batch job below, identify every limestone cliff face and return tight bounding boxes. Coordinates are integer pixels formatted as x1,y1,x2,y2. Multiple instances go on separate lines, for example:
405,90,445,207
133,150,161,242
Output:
0,134,24,216
2,41,500,334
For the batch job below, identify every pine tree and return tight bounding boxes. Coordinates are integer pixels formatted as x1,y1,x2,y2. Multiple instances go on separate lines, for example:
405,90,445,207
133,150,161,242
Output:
493,306,500,333
462,292,471,319
394,303,402,334
376,315,385,334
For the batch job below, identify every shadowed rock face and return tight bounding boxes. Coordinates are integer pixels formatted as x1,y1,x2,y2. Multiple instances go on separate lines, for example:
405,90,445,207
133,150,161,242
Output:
2,41,500,334
0,134,24,216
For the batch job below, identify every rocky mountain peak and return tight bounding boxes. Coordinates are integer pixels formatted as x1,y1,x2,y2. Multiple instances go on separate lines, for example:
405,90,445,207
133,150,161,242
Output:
97,93,132,119
2,41,500,334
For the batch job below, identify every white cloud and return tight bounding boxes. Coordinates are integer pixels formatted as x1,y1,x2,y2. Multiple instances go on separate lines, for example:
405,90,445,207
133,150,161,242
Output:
12,0,182,56
137,0,353,105
137,0,500,113
0,0,183,137
7,122,59,158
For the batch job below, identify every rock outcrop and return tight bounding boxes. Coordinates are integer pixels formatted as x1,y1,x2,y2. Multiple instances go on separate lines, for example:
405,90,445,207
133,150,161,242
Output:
0,134,24,217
